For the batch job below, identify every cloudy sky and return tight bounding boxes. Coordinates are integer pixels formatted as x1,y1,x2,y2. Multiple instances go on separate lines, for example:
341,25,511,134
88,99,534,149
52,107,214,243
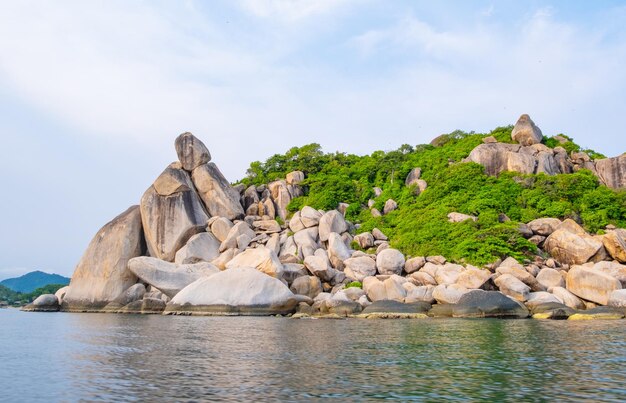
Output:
1,0,625,280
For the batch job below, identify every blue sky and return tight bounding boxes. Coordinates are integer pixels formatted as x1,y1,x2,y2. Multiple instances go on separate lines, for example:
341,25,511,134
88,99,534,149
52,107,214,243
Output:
1,0,625,279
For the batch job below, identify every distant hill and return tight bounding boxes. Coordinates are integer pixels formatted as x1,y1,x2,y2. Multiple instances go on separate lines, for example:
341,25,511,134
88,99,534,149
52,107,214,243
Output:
0,271,70,293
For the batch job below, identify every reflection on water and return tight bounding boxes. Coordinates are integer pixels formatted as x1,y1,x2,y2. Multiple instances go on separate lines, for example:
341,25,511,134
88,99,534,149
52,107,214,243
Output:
1,309,625,402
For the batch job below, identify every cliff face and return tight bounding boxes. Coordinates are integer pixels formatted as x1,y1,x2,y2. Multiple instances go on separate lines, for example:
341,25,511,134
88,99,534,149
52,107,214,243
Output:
28,116,626,318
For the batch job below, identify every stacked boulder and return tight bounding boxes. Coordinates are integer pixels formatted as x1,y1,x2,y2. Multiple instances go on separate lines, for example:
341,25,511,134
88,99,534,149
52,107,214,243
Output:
466,114,626,190
51,131,626,319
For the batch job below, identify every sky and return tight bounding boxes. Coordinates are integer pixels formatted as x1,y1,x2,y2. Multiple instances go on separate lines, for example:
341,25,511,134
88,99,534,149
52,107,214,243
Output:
1,0,625,280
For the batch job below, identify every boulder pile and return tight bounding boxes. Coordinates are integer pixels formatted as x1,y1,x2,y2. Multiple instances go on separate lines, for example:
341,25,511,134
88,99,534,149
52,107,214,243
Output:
466,114,626,189
27,130,626,320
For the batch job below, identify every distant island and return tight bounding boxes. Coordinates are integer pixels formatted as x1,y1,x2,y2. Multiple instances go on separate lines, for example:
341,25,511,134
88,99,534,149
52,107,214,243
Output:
0,271,69,307
22,115,626,320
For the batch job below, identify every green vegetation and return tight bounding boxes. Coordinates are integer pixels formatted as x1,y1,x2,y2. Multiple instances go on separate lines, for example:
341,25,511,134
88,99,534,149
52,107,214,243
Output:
241,127,626,266
345,281,363,289
0,283,66,306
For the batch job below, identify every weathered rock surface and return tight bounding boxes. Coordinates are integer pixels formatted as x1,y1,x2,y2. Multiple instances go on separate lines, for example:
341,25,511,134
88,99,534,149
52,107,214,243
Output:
63,206,144,311
165,267,297,315
344,256,377,281
290,276,322,299
608,289,626,308
453,290,529,318
318,210,348,242
192,163,244,220
603,229,626,263
376,248,405,275
174,232,221,264
456,267,491,289
128,257,219,298
494,274,530,302
536,268,565,289
22,294,60,312
566,265,622,305
141,167,208,262
544,221,603,265
595,154,626,189
511,114,543,146
175,132,211,171
432,284,468,304
225,246,284,278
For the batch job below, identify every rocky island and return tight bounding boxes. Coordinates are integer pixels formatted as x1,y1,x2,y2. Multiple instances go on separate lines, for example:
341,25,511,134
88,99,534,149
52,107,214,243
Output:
24,115,626,320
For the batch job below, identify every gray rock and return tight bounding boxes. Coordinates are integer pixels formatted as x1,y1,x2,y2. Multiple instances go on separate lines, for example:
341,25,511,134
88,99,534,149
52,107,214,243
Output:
23,294,60,312
376,249,405,275
447,212,477,223
63,206,144,311
453,290,529,318
511,114,543,146
527,218,562,236
290,276,322,299
225,246,284,278
286,171,305,185
353,232,374,249
318,210,348,242
153,163,193,196
210,217,234,242
405,168,422,187
175,132,211,171
595,155,626,189
525,291,562,310
404,285,436,304
141,167,208,262
344,256,377,281
165,267,297,315
174,232,221,264
434,264,464,285
363,276,386,302
362,300,431,315
494,274,530,302
372,228,388,241
300,206,322,228
536,268,565,289
54,286,69,305
550,286,585,310
404,257,426,274
128,256,220,298
220,222,255,252
268,180,291,221
383,199,398,215
192,163,245,221
327,232,352,262
288,211,306,232
608,289,626,308
407,271,437,286
432,284,468,304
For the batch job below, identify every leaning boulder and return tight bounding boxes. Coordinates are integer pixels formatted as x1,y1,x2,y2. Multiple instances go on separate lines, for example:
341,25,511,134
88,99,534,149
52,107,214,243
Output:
453,290,529,318
602,229,626,263
141,166,208,262
511,114,543,146
566,265,622,305
164,267,297,315
192,163,245,220
318,210,348,242
63,206,144,311
595,155,626,189
175,132,211,171
174,232,221,264
128,256,219,298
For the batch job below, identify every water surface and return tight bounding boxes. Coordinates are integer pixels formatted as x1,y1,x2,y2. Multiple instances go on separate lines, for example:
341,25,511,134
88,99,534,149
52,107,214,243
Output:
1,309,625,402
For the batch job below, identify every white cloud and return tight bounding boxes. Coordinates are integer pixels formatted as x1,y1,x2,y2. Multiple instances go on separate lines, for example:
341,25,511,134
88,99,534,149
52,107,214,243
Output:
238,0,351,22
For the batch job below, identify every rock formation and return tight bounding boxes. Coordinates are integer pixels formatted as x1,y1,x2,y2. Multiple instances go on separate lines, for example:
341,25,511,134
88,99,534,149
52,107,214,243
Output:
48,128,626,319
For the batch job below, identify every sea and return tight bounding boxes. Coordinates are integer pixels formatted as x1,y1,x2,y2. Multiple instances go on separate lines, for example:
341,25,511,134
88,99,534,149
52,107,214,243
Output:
1,308,625,402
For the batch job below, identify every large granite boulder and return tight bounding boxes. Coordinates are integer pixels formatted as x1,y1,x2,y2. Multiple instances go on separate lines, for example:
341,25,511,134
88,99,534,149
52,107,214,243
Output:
536,268,565,289
452,290,529,318
511,114,543,146
602,229,626,263
289,276,322,299
595,155,626,189
63,206,144,311
225,246,283,278
608,289,626,308
466,143,534,176
376,248,405,275
455,267,491,289
566,265,622,305
494,274,530,302
327,232,352,262
164,267,297,315
318,210,348,242
268,180,291,221
344,256,377,281
175,132,211,171
174,232,220,264
141,166,208,262
527,218,562,236
544,220,603,265
192,163,244,220
405,168,422,187
550,286,585,310
128,256,219,298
